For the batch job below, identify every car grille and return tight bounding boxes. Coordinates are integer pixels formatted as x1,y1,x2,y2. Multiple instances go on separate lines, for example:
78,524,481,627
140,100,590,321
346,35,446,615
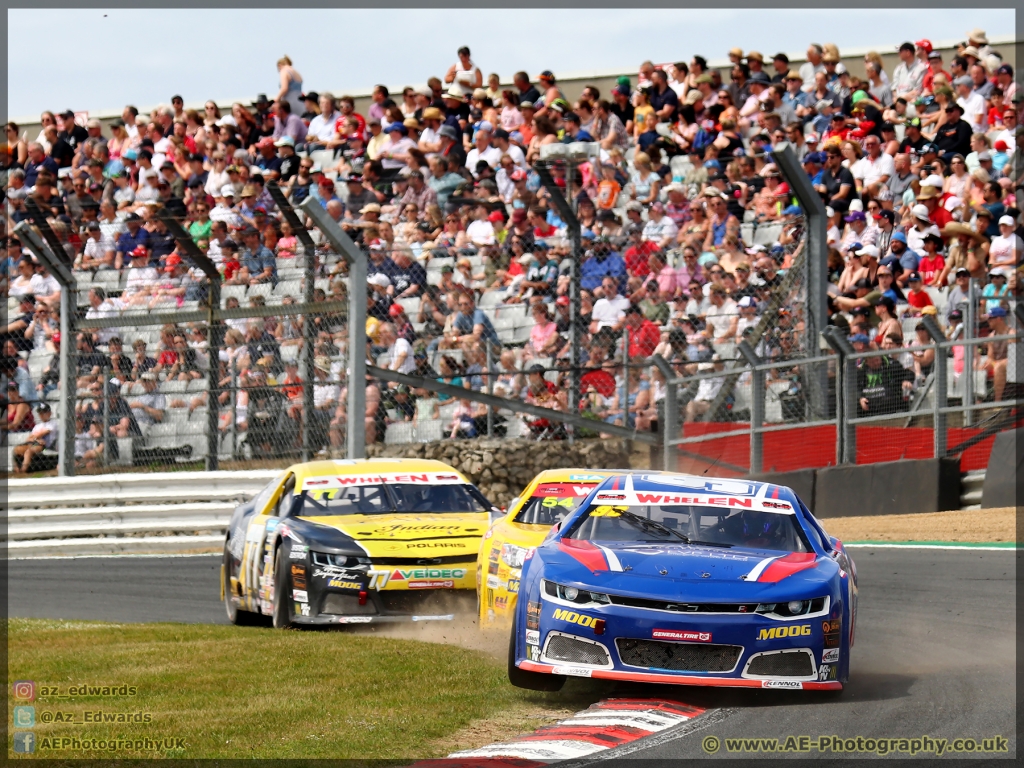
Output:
543,634,611,666
616,639,742,672
321,594,377,616
745,650,815,678
369,555,478,566
608,595,760,613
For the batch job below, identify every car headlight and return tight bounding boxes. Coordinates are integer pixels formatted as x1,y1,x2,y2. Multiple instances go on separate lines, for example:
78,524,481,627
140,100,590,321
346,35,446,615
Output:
755,597,828,618
501,543,528,569
543,579,611,607
311,552,371,568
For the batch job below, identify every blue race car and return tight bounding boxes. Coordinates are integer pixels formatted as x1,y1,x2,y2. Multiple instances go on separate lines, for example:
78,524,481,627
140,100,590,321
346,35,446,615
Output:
509,473,857,692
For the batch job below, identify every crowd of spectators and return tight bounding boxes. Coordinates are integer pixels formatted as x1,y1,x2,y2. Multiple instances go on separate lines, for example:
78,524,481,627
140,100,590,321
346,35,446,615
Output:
2,31,1021,469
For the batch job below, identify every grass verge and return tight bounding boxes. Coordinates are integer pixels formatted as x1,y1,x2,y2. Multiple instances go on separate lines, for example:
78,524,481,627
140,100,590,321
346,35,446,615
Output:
6,618,577,760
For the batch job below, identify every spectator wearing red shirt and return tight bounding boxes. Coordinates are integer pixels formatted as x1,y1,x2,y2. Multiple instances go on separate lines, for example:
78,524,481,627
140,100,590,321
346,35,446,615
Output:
622,224,656,278
916,185,951,229
917,234,946,285
529,207,557,239
624,305,660,358
905,272,934,313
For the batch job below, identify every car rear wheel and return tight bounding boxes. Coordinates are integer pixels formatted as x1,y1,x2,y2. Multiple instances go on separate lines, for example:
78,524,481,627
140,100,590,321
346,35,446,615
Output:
223,544,263,626
272,547,293,629
508,616,564,691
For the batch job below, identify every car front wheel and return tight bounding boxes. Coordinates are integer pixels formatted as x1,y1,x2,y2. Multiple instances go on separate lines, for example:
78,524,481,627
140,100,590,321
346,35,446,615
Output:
507,616,564,691
272,547,293,629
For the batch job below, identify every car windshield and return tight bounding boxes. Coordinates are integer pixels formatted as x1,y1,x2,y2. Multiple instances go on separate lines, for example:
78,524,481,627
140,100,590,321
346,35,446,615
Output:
565,504,810,553
294,483,490,516
514,482,599,525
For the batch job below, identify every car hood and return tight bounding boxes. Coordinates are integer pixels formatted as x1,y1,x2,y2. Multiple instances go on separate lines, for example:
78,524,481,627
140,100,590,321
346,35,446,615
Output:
301,512,489,558
546,539,830,587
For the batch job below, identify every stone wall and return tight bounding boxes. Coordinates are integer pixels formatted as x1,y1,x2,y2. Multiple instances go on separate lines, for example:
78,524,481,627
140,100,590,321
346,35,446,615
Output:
366,438,634,506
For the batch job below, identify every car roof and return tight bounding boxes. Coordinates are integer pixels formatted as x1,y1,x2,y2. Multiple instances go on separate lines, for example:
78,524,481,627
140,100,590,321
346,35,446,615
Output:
287,458,470,485
591,472,799,508
526,468,630,485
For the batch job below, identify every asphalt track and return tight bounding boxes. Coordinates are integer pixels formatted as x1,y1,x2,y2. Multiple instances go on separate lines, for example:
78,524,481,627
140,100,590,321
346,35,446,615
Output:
8,548,1017,759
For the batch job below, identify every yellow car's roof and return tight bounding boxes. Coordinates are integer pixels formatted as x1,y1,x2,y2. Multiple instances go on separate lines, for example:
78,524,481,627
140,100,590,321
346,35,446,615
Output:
289,458,469,485
521,468,625,487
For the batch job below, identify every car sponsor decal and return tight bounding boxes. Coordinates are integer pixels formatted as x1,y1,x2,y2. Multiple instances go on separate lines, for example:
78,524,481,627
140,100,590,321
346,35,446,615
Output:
289,544,308,560
534,482,598,498
292,589,308,602
368,567,467,590
552,666,593,677
525,630,540,646
823,618,842,648
652,629,712,642
290,564,307,590
312,566,365,581
411,614,455,622
757,624,811,640
296,602,310,616
761,680,803,689
818,663,838,681
487,560,500,575
821,648,840,664
486,575,503,590
507,578,520,594
301,472,465,490
528,645,541,661
495,597,507,609
328,579,362,591
336,616,373,624
409,580,454,589
552,609,602,630
526,601,541,630
568,474,606,481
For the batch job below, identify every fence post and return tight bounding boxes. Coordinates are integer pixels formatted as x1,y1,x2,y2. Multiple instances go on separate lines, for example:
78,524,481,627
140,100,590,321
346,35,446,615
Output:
964,278,977,426
822,327,856,465
620,330,629,431
485,343,493,437
651,355,677,472
101,364,110,468
921,316,947,458
157,212,223,470
770,141,828,421
299,198,367,459
534,161,581,444
229,359,237,459
14,221,77,476
737,341,764,474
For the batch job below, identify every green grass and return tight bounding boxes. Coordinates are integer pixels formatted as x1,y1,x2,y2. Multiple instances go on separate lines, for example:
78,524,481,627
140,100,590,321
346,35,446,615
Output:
6,618,556,760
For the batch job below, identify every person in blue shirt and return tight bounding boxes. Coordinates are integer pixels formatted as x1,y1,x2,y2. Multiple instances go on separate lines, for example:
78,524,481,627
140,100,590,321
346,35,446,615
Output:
451,292,500,349
802,151,825,186
239,228,277,285
115,213,151,268
580,237,627,294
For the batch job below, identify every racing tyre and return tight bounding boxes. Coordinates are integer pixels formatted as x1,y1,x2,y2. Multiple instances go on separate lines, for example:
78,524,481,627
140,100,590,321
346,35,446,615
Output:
272,547,293,629
508,618,564,692
223,545,263,626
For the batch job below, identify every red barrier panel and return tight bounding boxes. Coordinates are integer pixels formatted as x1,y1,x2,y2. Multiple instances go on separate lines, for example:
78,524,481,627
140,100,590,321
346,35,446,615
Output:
677,423,1001,474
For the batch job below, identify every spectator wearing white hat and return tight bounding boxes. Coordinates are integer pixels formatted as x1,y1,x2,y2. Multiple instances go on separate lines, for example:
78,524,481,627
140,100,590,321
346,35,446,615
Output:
989,215,1023,272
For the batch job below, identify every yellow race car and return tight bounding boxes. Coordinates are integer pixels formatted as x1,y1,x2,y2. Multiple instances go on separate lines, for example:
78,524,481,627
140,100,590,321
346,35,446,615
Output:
221,458,499,628
477,469,622,629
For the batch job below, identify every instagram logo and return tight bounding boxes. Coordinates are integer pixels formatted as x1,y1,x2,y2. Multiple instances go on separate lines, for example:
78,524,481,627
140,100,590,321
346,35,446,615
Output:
12,680,35,701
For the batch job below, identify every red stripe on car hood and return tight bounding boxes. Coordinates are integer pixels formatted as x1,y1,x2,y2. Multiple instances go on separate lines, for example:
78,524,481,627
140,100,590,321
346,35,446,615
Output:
757,552,819,582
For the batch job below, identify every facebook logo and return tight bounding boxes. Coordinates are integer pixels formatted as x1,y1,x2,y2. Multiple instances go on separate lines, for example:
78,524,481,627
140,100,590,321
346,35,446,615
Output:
14,732,36,753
